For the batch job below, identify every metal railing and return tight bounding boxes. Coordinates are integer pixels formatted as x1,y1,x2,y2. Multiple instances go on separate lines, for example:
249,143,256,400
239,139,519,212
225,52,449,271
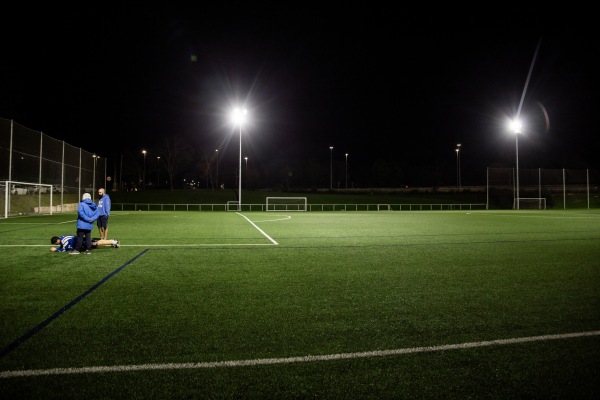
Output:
112,203,488,212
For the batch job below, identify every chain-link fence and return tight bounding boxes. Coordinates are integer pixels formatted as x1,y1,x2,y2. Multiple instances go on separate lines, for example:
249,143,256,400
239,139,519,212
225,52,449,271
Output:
486,167,599,209
0,117,106,216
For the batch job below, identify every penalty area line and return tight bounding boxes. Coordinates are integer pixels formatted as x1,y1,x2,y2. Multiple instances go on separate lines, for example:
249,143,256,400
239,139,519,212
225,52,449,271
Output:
1,330,598,378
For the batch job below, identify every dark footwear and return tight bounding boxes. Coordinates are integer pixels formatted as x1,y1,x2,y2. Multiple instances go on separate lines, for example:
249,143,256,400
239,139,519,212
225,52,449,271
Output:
84,250,91,255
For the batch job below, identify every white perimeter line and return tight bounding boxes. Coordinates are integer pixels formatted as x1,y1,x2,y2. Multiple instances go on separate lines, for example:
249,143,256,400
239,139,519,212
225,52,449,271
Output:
1,330,598,378
237,212,279,245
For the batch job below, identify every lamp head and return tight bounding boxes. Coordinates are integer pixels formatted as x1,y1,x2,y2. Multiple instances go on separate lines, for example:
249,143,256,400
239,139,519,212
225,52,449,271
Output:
231,108,247,126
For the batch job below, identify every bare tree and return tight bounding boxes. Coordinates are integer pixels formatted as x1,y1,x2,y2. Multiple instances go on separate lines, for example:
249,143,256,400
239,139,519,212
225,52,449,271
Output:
155,134,192,190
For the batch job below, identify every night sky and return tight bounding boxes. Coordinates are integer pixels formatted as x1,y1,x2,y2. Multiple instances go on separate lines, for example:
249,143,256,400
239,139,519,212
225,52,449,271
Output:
1,6,597,187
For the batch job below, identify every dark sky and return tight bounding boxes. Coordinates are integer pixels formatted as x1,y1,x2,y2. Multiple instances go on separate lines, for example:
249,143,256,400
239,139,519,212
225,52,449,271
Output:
1,6,597,187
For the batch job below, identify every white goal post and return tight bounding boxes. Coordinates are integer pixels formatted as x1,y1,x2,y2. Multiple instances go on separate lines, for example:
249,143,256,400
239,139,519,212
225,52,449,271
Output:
2,181,54,218
266,197,307,211
514,197,547,210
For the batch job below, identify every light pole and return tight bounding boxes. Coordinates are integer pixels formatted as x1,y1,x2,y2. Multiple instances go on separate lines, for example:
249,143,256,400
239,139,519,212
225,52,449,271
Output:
215,149,219,189
156,156,161,188
231,108,247,211
142,150,147,190
456,143,461,189
510,120,522,209
329,146,334,190
92,154,98,200
345,153,348,189
244,157,248,189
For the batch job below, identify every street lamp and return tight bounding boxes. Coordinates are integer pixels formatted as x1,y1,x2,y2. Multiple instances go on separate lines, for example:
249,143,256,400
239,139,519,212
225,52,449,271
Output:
345,153,349,189
156,156,161,188
142,150,147,190
244,157,248,189
231,108,247,211
92,154,99,200
215,149,219,189
456,143,461,189
510,120,522,209
329,146,334,190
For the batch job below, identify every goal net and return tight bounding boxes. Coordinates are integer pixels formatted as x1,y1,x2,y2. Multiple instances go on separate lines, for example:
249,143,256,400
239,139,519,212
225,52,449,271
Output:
2,181,54,218
514,198,546,210
266,197,307,211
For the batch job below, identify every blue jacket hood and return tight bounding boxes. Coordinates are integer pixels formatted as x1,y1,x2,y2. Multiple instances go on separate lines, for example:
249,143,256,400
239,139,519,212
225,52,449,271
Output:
81,199,98,210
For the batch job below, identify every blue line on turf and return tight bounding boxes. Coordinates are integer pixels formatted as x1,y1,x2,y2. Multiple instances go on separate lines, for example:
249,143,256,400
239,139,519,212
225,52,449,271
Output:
0,249,150,359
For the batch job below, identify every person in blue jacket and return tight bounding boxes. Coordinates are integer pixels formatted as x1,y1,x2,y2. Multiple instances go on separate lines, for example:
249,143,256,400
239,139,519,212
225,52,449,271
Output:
97,187,111,240
71,193,100,254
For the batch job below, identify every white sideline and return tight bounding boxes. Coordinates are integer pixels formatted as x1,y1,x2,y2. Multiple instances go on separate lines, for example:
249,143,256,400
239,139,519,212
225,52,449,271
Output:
1,330,598,378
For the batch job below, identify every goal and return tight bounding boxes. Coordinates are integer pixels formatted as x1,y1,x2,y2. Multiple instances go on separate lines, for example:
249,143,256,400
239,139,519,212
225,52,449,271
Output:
266,197,307,211
2,181,54,218
514,197,546,210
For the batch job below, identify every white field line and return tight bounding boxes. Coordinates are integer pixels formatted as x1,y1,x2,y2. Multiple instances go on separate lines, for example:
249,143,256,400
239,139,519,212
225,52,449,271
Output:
0,243,277,248
237,212,279,245
1,330,598,378
251,215,292,223
0,220,76,225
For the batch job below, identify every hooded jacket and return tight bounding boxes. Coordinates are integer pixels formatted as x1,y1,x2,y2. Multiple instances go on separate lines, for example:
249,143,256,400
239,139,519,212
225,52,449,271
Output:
77,198,99,230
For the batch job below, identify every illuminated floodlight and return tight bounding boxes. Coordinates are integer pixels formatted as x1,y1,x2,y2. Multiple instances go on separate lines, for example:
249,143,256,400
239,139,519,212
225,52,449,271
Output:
510,120,522,134
231,108,247,126
509,120,523,209
231,108,248,211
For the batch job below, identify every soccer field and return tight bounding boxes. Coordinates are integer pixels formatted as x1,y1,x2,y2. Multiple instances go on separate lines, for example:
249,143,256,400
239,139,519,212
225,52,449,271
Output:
1,210,599,399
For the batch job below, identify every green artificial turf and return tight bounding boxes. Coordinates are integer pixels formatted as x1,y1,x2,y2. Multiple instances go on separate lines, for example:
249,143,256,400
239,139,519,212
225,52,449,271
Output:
0,209,599,399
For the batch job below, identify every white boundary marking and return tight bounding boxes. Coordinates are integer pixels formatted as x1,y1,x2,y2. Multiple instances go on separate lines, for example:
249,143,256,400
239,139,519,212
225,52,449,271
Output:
237,212,279,245
252,215,292,223
1,330,598,378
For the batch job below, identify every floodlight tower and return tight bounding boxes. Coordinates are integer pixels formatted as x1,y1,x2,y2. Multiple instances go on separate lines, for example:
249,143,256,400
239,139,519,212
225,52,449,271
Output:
231,108,247,211
510,120,522,209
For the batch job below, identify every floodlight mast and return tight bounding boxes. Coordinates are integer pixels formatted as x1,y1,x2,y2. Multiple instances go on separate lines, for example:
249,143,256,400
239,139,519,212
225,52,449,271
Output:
510,120,522,210
231,108,247,211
